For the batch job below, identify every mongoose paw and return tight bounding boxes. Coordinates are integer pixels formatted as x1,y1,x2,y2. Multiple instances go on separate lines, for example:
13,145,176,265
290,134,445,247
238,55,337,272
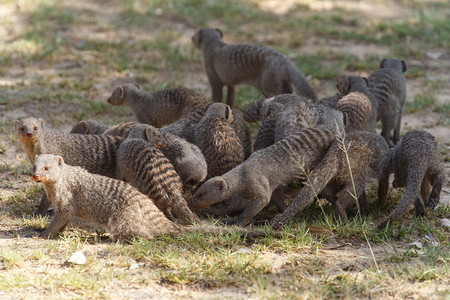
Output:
428,196,440,210
38,230,55,239
377,220,389,230
271,216,285,231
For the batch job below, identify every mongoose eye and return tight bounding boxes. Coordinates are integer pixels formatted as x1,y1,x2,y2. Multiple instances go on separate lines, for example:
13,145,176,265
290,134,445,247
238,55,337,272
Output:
34,127,38,130
44,167,49,171
20,127,25,131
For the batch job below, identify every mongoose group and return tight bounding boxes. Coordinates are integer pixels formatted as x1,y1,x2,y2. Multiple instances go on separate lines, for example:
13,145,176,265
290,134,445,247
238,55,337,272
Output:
15,27,445,242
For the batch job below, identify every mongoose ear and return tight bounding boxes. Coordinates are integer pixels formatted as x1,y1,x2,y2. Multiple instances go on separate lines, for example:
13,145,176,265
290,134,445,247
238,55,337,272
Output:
363,77,369,87
336,77,349,94
380,59,387,68
134,84,141,90
39,118,45,128
34,154,39,162
216,179,226,191
57,156,64,166
224,105,234,124
215,28,223,39
401,60,407,73
192,29,202,47
119,86,124,99
174,157,181,167
14,120,19,130
80,121,89,133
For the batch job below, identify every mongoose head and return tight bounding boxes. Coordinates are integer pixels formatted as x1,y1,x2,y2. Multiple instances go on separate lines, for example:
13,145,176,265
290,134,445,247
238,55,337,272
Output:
144,126,168,149
126,124,169,149
244,99,266,122
188,177,227,210
379,58,407,73
106,83,141,105
261,102,284,121
32,154,64,184
203,102,234,124
70,120,90,134
192,28,223,49
15,117,45,143
336,76,369,94
174,157,207,188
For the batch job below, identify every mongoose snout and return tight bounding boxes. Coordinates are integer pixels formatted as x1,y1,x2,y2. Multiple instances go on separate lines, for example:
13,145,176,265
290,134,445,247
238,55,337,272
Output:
32,174,42,182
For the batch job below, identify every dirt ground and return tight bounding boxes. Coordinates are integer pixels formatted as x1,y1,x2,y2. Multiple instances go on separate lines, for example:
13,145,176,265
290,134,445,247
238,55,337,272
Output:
0,0,449,299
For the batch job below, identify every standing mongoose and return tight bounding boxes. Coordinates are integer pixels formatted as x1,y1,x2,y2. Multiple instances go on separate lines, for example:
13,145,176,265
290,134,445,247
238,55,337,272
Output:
189,127,336,226
116,137,199,225
194,103,245,179
127,124,207,189
106,84,210,127
70,119,109,135
336,92,376,133
33,154,267,241
192,27,317,107
15,117,124,215
377,130,445,229
368,59,407,146
274,94,343,142
272,131,390,229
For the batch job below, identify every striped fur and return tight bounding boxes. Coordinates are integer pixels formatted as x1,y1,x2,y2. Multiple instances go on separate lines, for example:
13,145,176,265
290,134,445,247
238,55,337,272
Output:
33,154,182,242
70,119,109,135
192,28,316,107
194,103,245,179
190,127,336,226
127,124,207,190
378,130,445,228
16,117,125,216
274,95,344,142
273,132,390,229
102,122,138,137
107,84,210,127
368,59,407,146
15,117,123,178
116,139,199,225
337,92,376,133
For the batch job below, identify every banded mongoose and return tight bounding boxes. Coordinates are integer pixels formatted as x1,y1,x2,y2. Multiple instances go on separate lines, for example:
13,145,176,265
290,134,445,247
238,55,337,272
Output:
70,119,109,135
368,59,407,146
377,130,445,229
244,95,294,123
106,84,210,127
336,92,376,133
192,27,317,107
33,154,267,241
127,124,207,189
194,103,245,179
116,137,199,225
15,117,124,215
274,94,343,142
272,131,390,230
334,76,377,133
189,127,336,226
161,104,252,159
253,102,284,151
70,120,138,138
102,121,139,137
